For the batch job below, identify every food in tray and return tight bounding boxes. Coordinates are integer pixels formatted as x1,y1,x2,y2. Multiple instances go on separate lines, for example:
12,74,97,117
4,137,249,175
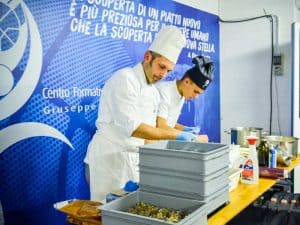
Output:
127,201,188,223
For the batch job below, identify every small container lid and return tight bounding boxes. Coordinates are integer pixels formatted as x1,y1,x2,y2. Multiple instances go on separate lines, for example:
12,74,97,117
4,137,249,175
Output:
246,136,258,145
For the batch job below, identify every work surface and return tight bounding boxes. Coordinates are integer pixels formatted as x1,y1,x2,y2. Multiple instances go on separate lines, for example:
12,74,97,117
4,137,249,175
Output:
208,156,300,225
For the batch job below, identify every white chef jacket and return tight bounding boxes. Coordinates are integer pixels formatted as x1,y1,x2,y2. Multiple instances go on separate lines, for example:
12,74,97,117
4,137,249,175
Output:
84,63,160,201
156,80,185,128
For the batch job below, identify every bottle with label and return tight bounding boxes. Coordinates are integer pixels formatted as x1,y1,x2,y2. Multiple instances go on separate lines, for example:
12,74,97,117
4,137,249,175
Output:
257,139,269,167
241,137,259,184
269,145,278,168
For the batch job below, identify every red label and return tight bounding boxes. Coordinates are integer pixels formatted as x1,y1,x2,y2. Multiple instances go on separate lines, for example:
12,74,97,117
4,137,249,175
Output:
242,159,254,180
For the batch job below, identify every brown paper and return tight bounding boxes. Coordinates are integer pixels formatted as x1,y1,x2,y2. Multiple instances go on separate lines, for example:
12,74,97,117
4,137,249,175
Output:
58,200,102,225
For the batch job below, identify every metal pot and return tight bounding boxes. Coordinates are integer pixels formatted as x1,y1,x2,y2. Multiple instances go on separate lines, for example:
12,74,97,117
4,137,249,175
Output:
263,135,299,158
229,127,264,147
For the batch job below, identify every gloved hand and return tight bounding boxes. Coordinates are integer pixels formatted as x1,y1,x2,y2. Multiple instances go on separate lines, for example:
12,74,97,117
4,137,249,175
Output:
195,135,209,143
183,126,201,134
176,131,197,141
123,180,139,192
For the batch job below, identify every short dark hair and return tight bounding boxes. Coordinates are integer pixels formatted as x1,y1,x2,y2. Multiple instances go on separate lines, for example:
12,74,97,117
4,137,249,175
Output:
180,73,190,81
149,51,161,65
142,51,162,65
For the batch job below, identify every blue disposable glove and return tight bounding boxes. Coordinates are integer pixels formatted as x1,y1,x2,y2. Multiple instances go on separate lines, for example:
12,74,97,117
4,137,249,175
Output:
183,126,201,134
176,131,197,141
123,180,139,192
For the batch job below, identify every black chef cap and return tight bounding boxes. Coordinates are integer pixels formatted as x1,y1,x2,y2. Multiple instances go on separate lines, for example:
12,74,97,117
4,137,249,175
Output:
187,55,214,90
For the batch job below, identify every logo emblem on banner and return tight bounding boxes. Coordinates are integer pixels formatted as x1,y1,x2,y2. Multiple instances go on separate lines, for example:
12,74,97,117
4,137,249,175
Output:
0,0,73,153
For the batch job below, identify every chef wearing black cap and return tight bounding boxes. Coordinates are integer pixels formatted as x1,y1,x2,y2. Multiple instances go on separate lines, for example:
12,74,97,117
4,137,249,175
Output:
156,55,214,142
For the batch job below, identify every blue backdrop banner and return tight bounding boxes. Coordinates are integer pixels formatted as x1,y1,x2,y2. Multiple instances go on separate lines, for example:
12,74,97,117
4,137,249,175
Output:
0,0,219,224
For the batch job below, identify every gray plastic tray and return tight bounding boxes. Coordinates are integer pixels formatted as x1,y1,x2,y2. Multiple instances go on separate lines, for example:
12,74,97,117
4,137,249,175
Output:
101,191,207,225
140,184,229,201
139,141,229,175
139,186,229,215
139,166,228,196
205,189,229,215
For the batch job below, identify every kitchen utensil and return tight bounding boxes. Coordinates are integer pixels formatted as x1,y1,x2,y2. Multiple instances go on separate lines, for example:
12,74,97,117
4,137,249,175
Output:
226,127,265,147
263,135,299,158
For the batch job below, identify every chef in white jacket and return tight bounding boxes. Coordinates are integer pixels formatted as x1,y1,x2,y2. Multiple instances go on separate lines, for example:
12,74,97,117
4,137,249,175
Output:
84,26,200,201
156,55,214,142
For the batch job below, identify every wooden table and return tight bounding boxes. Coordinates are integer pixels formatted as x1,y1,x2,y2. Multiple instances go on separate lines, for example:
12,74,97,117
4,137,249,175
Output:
208,156,300,225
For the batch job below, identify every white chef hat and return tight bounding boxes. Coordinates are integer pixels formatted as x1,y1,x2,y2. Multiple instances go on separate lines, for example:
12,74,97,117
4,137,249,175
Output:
148,26,186,64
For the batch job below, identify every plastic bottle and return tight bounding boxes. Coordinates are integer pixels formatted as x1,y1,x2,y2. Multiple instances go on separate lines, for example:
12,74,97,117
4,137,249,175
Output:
269,145,278,168
229,144,241,169
241,137,259,184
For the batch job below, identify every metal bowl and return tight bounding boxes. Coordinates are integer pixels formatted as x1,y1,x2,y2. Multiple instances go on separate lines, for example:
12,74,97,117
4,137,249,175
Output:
263,135,299,158
229,127,264,147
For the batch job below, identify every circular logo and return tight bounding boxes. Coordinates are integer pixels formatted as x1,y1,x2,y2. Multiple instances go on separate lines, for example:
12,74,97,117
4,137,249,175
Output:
0,2,21,51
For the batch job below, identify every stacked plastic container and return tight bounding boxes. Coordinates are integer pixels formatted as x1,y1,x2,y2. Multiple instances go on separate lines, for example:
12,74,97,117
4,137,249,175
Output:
101,140,229,225
138,140,230,214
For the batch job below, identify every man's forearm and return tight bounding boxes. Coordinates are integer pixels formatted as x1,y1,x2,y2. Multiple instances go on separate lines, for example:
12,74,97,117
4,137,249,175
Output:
131,123,179,140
